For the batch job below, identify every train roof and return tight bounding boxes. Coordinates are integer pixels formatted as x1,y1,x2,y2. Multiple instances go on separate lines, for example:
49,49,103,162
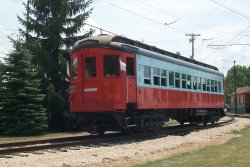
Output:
72,34,223,76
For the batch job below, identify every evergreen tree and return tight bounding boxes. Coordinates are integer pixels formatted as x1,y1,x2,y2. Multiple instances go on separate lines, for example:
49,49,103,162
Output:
18,0,93,130
0,41,47,135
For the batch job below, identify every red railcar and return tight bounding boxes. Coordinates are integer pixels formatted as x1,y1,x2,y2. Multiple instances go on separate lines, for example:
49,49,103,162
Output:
70,35,225,134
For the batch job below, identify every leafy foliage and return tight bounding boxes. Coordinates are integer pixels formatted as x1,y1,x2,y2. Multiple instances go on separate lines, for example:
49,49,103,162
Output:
225,65,250,104
0,41,47,135
18,0,94,130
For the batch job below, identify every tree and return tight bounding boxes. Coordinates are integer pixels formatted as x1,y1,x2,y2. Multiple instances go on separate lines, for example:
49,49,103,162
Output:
225,65,250,104
0,41,47,135
18,0,94,130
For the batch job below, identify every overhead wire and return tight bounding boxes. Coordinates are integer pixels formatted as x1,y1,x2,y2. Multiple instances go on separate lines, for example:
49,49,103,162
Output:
138,0,231,35
100,0,186,34
209,0,250,20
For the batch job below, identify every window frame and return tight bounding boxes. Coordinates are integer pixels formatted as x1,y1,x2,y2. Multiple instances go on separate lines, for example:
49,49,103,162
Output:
85,56,96,78
71,57,78,80
103,55,120,77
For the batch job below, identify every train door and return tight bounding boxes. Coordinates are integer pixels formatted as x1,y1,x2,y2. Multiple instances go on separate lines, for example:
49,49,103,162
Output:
125,56,136,103
83,55,98,103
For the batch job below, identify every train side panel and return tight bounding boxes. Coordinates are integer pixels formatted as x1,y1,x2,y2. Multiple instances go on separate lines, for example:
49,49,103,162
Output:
135,54,224,110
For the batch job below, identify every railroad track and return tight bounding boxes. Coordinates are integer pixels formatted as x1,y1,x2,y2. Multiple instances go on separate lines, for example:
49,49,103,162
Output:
0,116,235,157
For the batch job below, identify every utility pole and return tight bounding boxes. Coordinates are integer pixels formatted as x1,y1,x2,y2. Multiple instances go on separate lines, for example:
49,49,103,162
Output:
234,60,237,115
186,33,200,60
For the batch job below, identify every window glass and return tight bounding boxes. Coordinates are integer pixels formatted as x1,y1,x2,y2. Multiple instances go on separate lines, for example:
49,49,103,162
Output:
218,81,221,92
161,69,167,86
206,79,210,92
169,71,174,86
126,57,134,76
175,72,180,88
104,55,120,77
153,68,160,86
187,75,191,89
144,66,151,84
214,81,218,92
211,80,215,92
182,74,187,89
193,76,197,90
85,57,96,77
197,77,201,90
202,78,206,91
71,57,77,80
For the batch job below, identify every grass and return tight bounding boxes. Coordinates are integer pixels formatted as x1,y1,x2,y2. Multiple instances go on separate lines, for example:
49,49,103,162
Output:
134,126,250,167
165,119,179,126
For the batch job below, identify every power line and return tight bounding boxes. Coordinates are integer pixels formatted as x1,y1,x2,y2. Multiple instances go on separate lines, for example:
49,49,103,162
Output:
210,0,250,20
100,0,185,34
138,0,231,35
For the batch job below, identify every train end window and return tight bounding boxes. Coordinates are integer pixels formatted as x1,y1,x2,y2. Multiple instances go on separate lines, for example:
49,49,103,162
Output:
85,57,96,77
144,66,151,85
71,57,77,80
126,57,135,76
104,55,120,77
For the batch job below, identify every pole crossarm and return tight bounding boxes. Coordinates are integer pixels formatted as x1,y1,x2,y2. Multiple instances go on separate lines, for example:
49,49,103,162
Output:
186,33,200,60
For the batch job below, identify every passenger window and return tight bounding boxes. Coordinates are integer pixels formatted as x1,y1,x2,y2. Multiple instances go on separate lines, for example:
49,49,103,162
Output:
169,71,174,86
71,57,77,80
85,57,96,77
197,77,201,90
175,72,180,88
153,68,160,86
218,81,221,92
126,57,134,76
214,81,218,92
202,78,206,91
206,79,210,92
182,74,187,89
187,75,191,89
211,80,215,92
192,76,197,90
161,69,167,86
144,66,151,84
104,55,120,77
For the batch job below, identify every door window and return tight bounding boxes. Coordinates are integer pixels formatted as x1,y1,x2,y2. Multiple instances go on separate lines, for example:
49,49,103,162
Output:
85,57,96,77
104,55,120,77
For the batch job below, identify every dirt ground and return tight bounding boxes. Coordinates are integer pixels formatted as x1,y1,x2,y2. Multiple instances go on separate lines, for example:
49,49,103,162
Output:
1,117,249,167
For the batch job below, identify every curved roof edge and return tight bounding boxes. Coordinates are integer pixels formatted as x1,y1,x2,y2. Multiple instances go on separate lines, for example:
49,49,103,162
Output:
72,34,222,76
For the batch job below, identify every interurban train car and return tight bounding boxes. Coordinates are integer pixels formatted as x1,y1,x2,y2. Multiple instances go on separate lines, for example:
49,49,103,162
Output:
69,34,225,134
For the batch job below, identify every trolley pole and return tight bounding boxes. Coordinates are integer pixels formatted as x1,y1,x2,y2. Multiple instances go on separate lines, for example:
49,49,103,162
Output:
234,60,237,115
186,33,200,60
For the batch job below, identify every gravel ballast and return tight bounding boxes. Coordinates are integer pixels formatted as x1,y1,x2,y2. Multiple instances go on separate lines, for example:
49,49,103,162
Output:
0,117,249,167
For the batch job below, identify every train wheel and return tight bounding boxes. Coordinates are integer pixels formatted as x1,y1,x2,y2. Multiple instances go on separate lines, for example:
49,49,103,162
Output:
180,121,184,126
202,116,208,126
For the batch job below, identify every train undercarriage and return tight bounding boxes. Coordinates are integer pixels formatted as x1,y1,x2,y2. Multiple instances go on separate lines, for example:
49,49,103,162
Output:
73,108,225,135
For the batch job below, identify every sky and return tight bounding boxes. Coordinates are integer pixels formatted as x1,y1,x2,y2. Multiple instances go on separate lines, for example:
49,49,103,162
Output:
0,0,249,75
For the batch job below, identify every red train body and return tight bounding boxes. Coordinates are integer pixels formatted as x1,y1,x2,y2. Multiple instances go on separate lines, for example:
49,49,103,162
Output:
69,35,225,134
